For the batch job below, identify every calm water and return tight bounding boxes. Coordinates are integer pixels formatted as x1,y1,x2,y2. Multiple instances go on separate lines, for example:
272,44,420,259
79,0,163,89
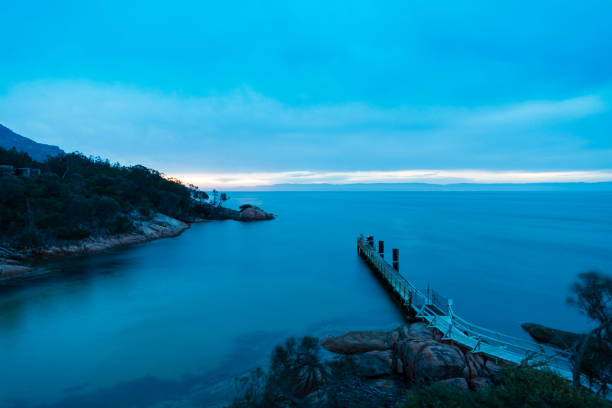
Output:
1,191,611,407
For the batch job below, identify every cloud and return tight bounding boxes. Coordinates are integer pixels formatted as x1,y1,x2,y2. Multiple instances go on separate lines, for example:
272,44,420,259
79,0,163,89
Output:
175,169,612,189
0,80,610,173
461,96,606,126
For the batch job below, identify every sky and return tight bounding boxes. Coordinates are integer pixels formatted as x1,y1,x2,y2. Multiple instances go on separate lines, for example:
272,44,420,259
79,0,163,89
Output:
0,0,611,187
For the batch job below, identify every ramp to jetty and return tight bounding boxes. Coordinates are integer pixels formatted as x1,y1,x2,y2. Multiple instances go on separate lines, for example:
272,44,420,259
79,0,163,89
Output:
357,235,574,380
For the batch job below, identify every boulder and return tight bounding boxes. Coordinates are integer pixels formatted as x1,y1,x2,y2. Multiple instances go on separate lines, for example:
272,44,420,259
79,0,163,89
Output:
351,350,395,377
466,353,487,379
397,339,467,381
521,322,582,351
323,324,438,357
239,207,274,221
321,331,394,354
436,377,469,389
404,323,436,340
470,376,493,390
484,359,501,374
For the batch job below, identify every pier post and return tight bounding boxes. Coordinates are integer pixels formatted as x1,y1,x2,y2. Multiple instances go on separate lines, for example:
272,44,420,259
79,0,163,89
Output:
378,241,384,258
367,236,374,248
393,248,399,271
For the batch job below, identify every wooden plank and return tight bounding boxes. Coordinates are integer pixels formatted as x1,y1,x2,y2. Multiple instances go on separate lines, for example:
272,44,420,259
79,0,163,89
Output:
357,235,575,381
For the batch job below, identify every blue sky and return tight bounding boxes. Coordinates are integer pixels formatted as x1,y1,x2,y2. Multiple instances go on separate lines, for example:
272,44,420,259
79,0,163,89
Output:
1,1,611,186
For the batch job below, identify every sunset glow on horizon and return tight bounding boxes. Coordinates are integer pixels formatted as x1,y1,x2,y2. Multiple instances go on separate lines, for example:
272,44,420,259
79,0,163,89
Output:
173,169,612,189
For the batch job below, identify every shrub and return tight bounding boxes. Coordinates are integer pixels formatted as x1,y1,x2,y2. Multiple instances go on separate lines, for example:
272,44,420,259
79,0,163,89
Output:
0,147,210,247
402,367,609,408
232,337,329,407
56,226,91,240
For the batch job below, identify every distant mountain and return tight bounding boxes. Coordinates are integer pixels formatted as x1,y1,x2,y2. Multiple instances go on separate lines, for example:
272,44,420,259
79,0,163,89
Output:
0,124,63,162
229,182,612,192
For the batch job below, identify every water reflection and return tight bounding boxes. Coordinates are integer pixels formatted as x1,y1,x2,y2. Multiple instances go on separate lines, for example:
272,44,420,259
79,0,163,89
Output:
0,250,136,333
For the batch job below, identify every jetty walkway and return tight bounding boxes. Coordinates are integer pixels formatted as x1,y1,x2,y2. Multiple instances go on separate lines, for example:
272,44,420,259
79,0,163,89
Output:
357,234,575,381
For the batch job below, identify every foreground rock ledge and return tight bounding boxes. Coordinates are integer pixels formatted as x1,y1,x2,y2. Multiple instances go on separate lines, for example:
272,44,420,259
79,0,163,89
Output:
321,323,500,390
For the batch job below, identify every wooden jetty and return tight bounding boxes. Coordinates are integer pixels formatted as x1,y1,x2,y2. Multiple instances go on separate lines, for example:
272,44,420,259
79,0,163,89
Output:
357,234,575,381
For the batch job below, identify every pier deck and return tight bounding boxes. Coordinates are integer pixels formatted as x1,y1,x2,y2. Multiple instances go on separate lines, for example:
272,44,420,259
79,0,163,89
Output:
357,235,575,380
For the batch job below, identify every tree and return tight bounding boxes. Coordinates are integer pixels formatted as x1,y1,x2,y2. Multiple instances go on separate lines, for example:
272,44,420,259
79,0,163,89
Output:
232,337,328,407
567,270,612,394
211,189,219,206
211,190,228,207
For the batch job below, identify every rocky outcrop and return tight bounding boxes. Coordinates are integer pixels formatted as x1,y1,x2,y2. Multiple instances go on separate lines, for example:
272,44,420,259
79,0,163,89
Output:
521,323,583,350
320,330,398,354
321,324,436,355
239,206,274,221
400,340,467,381
351,350,395,377
321,323,500,389
0,213,188,281
32,213,188,258
201,205,274,222
233,325,507,407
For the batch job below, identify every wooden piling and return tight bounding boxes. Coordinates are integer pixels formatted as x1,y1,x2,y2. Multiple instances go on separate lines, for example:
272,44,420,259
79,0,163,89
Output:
392,248,399,271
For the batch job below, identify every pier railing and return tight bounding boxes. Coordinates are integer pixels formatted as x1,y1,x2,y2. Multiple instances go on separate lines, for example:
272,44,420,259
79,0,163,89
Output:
357,235,574,379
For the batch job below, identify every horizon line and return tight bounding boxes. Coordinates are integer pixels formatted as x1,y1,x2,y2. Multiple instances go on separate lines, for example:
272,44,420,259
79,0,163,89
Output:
170,169,612,190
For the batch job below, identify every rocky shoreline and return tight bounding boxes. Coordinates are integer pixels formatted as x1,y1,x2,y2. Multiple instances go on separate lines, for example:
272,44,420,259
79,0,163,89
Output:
232,323,507,407
320,323,501,391
0,205,274,282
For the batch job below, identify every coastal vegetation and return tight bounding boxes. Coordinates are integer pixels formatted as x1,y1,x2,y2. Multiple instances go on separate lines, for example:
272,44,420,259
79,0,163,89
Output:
523,271,611,395
0,146,209,247
401,368,608,408
0,146,271,254
567,270,612,391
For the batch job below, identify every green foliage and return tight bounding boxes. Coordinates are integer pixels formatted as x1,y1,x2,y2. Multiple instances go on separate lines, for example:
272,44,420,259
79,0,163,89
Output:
0,147,207,248
232,337,329,408
566,270,612,392
403,367,610,408
568,271,612,328
0,147,40,169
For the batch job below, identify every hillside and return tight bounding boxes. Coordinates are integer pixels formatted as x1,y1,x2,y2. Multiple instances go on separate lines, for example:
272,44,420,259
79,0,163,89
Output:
0,146,272,255
0,124,63,161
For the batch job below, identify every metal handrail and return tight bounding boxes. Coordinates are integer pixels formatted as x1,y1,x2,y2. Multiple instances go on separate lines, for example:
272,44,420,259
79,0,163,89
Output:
358,237,573,369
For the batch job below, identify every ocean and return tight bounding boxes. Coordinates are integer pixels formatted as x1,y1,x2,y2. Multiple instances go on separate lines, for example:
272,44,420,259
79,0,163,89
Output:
1,191,611,407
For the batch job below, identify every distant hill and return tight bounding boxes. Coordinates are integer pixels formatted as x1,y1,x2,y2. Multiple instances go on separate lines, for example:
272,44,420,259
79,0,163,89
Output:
231,182,612,191
0,124,63,161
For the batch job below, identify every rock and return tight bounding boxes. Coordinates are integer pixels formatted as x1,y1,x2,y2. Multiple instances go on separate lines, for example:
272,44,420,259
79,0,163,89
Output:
321,331,394,354
466,353,486,379
351,350,394,378
397,339,467,381
470,376,493,390
484,359,501,375
239,206,274,221
404,323,436,340
0,246,25,260
521,322,582,351
396,339,439,365
436,377,469,389
0,261,34,279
